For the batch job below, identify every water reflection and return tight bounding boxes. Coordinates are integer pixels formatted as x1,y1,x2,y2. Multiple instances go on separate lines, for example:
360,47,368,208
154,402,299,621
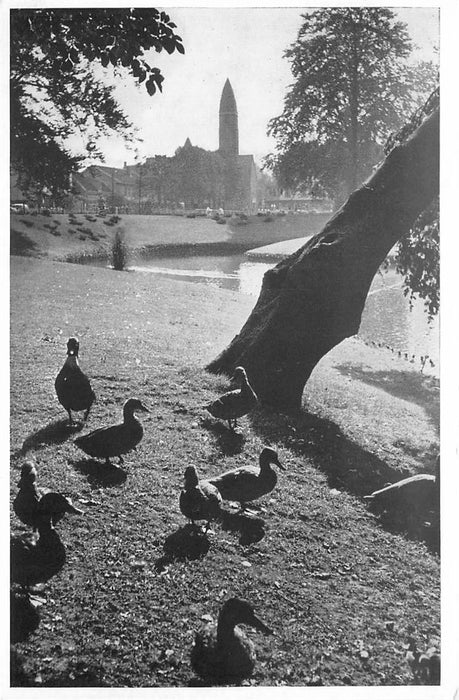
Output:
85,252,439,369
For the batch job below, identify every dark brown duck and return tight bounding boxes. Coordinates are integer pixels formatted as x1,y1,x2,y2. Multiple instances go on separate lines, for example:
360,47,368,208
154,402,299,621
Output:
55,337,96,425
74,398,149,465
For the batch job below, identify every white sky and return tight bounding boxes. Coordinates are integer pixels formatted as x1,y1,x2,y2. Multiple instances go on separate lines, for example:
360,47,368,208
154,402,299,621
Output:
78,6,439,169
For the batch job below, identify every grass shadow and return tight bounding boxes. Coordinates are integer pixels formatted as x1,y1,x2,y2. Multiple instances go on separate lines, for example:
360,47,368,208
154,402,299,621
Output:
10,228,38,256
14,419,82,458
155,524,211,571
70,459,127,488
335,363,440,429
249,406,439,551
200,417,245,456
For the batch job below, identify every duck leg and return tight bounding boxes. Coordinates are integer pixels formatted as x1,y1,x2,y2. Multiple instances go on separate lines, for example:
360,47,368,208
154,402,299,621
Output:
118,455,124,466
104,456,113,467
67,409,73,426
83,406,91,422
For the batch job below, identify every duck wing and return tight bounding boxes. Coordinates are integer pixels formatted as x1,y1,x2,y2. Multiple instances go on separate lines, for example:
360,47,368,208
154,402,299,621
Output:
191,624,255,681
180,482,222,522
208,466,260,502
206,390,242,419
75,421,143,458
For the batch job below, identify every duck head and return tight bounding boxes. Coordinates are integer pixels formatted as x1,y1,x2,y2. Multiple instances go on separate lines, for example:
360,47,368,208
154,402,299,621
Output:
17,460,38,488
219,598,273,635
66,337,80,357
123,398,150,417
260,447,286,471
184,466,199,488
38,493,84,519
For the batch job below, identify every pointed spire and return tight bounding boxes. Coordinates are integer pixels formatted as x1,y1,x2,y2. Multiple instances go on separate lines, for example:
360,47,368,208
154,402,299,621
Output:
219,79,237,116
219,79,239,155
184,137,193,148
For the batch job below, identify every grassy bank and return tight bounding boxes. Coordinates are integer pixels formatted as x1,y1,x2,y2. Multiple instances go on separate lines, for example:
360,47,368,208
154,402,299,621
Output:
10,255,439,687
10,211,331,262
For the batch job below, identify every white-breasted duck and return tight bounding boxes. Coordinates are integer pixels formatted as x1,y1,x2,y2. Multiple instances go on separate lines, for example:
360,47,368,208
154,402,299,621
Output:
74,398,149,466
180,466,222,532
208,447,285,509
55,337,96,425
191,597,273,683
206,367,257,431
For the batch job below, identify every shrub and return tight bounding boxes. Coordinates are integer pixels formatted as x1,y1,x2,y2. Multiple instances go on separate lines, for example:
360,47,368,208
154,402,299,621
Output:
111,232,128,271
79,234,87,240
76,226,93,235
20,219,34,228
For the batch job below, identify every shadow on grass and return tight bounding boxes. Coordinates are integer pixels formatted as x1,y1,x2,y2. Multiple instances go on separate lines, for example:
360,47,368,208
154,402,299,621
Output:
155,524,211,571
71,459,127,488
335,363,440,429
10,229,38,256
249,406,439,552
200,417,245,456
10,591,41,643
220,509,266,545
14,419,82,458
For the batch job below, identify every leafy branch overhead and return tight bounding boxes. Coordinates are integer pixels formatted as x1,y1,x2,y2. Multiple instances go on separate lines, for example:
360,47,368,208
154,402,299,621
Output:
10,8,184,195
11,8,184,96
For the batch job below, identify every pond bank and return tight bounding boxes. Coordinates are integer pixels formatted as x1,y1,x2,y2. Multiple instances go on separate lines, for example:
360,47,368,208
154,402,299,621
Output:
10,211,332,262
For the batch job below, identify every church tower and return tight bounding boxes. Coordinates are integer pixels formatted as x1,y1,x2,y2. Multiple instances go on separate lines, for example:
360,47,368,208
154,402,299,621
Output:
219,79,239,155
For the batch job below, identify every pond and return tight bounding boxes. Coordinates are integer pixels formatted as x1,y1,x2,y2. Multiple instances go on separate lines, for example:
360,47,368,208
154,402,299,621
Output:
84,251,439,371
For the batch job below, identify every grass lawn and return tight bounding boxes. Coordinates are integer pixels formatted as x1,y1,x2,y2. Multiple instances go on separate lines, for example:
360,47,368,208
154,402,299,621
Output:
9,211,331,262
10,255,439,687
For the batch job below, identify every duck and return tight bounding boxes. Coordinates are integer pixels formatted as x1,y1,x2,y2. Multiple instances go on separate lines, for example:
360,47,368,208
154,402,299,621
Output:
364,456,440,516
11,518,67,590
191,597,273,683
74,397,149,465
205,367,257,431
208,447,285,509
179,466,222,532
13,461,41,529
55,337,96,425
37,492,84,527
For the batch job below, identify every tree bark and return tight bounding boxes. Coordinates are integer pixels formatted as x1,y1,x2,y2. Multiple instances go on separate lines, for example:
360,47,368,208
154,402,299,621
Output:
207,108,439,412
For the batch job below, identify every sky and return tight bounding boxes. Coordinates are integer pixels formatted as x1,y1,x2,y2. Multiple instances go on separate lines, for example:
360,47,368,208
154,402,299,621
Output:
78,6,439,169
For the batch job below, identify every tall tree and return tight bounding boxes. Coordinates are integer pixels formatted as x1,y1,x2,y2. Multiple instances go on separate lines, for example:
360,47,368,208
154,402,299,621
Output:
10,8,184,197
267,8,438,202
208,98,439,412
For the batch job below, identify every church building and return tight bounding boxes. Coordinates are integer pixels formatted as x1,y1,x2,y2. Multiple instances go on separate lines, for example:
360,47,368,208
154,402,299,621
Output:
73,79,258,213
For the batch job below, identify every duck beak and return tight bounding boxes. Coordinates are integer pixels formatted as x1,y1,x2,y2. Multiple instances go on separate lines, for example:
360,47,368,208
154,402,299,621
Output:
140,402,150,413
276,459,286,471
250,613,273,636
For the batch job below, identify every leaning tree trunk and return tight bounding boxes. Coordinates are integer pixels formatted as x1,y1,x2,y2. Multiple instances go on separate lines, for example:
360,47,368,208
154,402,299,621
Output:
207,108,439,412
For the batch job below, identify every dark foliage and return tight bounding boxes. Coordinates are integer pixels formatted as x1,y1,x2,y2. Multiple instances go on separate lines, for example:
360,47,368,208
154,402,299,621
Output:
11,8,184,198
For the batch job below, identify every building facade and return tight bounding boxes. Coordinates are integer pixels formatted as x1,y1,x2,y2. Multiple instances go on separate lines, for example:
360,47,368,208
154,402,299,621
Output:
73,79,258,214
